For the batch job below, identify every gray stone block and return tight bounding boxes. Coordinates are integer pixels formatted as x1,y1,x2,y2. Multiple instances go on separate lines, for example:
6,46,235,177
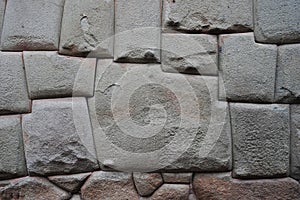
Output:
291,105,300,180
0,115,27,180
114,0,161,63
161,33,218,75
254,0,300,44
133,173,163,197
230,103,290,178
22,98,99,176
60,0,114,57
162,173,192,183
0,52,31,114
219,33,277,103
1,0,64,50
23,51,96,99
163,0,253,33
275,44,300,103
0,0,6,42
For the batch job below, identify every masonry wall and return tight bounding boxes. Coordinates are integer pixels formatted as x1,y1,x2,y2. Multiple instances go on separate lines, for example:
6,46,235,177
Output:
0,0,300,199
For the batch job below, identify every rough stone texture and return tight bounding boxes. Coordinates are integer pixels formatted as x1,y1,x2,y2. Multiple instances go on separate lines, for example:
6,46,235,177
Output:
81,171,139,200
193,173,300,200
161,34,217,75
60,0,114,57
70,195,81,200
1,0,64,50
0,115,27,180
0,0,5,42
148,184,190,200
89,60,231,172
22,98,99,176
275,44,300,103
163,0,253,33
133,173,163,197
0,176,71,200
162,173,192,183
0,52,31,114
23,51,96,99
230,103,290,178
219,33,277,103
254,0,300,44
291,105,300,180
48,172,91,193
114,0,161,63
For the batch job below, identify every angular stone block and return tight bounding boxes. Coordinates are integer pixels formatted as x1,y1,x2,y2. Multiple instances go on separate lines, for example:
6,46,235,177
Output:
162,173,192,184
275,44,300,103
254,0,300,44
1,0,64,50
60,0,114,57
193,173,300,200
133,173,163,197
81,171,139,200
114,0,161,63
23,51,96,99
89,60,231,172
0,52,31,114
149,184,189,200
22,98,99,176
163,0,253,33
161,34,218,75
219,33,277,103
230,103,290,178
291,105,300,180
0,115,27,180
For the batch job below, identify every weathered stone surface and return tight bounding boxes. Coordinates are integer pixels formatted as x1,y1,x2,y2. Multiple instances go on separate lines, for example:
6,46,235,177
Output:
162,173,192,183
230,103,289,178
0,0,5,42
89,60,231,172
291,105,300,180
219,33,277,103
133,173,163,196
148,184,189,200
1,0,64,50
254,0,300,44
114,0,161,62
70,195,81,200
0,115,27,180
60,0,114,57
161,34,217,75
22,98,99,176
23,51,96,99
0,52,31,114
0,176,71,200
48,172,91,193
275,44,300,103
193,173,300,200
81,171,138,200
163,0,253,33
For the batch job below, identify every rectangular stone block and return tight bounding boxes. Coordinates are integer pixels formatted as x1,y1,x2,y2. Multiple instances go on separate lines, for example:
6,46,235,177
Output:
0,52,31,114
219,33,277,103
114,0,161,63
1,0,64,50
161,34,218,75
291,105,300,180
163,0,253,33
59,0,114,57
254,0,300,44
23,51,96,99
230,103,290,178
275,44,300,103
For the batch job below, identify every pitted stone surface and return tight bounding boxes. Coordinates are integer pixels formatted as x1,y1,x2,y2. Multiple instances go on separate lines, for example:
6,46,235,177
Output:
70,195,81,200
219,33,277,103
81,171,139,200
114,0,161,63
0,115,27,180
163,0,253,33
230,103,289,178
254,0,300,44
161,34,217,75
162,173,192,184
0,52,31,114
275,44,300,103
0,0,5,42
23,51,96,99
148,184,190,200
291,105,300,180
0,176,70,200
48,172,91,193
60,0,114,57
133,173,163,197
1,0,64,50
22,98,99,176
193,173,300,200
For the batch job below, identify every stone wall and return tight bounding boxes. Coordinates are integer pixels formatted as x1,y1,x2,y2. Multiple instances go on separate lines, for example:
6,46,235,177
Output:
0,0,300,199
